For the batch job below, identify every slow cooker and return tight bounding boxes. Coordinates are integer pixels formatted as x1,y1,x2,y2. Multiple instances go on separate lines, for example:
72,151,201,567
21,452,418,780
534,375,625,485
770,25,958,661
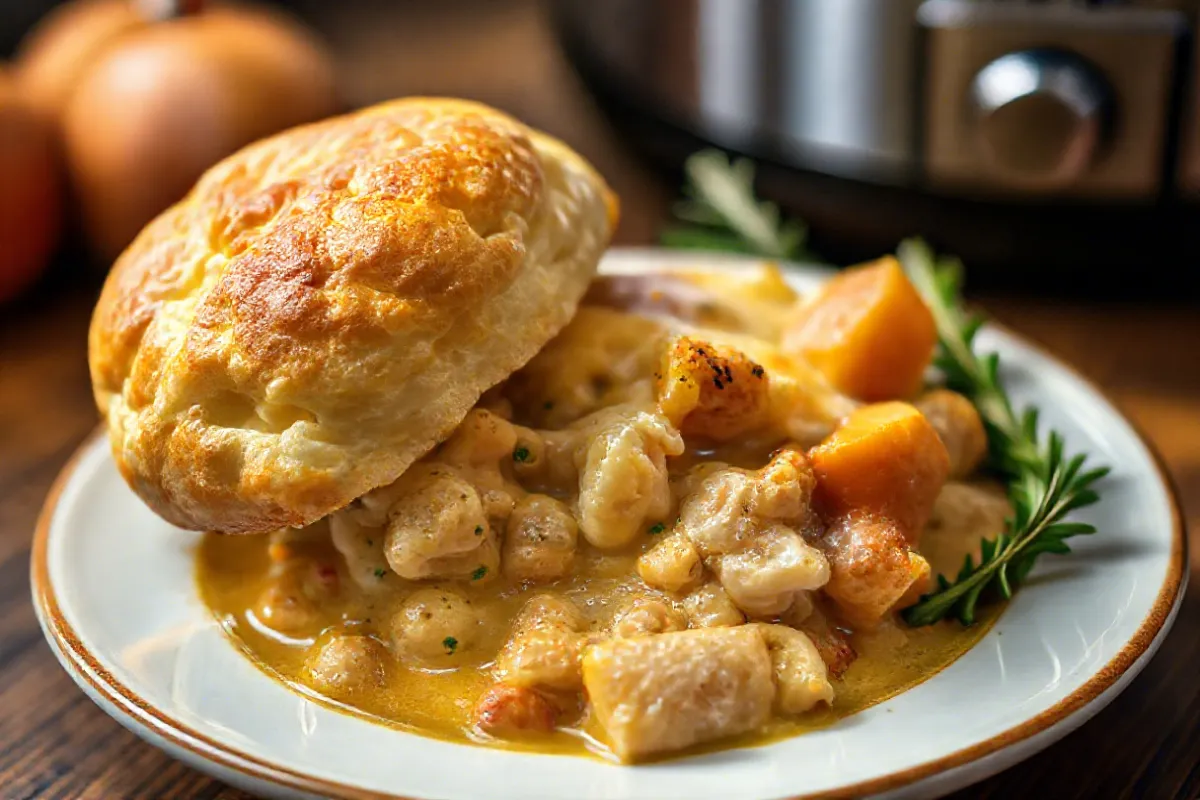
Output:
553,0,1200,295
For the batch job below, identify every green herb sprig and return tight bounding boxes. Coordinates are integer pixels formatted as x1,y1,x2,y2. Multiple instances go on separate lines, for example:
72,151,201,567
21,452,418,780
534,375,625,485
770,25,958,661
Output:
660,150,814,261
662,150,1109,627
896,239,1108,626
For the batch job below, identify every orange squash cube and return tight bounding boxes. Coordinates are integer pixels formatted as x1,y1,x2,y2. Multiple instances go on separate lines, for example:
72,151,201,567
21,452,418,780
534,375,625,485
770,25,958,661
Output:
809,401,950,542
784,256,937,401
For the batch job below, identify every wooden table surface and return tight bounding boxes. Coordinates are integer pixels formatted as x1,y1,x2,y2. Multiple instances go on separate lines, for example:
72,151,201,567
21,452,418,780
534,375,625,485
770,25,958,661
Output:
2,2,1197,798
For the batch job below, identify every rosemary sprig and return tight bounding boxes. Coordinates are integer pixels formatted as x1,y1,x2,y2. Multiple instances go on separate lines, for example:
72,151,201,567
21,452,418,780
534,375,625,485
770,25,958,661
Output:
659,150,813,261
897,239,1108,626
661,150,1110,627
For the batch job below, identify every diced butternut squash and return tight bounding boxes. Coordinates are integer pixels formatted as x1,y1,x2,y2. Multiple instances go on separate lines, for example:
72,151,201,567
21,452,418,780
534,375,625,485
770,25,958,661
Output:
783,256,937,401
809,401,950,541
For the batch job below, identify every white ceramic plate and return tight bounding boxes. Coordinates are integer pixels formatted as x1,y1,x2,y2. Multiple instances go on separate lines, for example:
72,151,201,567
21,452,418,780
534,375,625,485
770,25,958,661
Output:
33,249,1186,800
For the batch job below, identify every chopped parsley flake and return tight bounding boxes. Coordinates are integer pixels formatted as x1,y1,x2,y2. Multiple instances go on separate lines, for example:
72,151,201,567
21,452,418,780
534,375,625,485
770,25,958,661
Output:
474,525,484,535
471,565,488,581
373,567,387,579
512,446,531,463
648,522,666,535
443,636,458,654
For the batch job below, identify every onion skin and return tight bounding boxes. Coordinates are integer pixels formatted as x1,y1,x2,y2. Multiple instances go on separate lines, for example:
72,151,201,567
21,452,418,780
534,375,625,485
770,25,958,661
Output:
17,1,338,265
0,69,62,304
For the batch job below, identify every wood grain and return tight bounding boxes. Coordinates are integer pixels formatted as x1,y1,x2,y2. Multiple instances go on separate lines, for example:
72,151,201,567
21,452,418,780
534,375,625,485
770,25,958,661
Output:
1,2,1197,799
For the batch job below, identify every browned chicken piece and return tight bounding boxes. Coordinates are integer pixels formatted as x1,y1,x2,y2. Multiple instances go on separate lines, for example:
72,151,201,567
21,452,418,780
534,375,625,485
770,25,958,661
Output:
682,582,746,628
747,623,834,714
677,448,830,617
637,531,704,593
920,480,1011,578
471,683,558,736
820,514,927,629
381,465,501,583
304,634,387,699
391,588,482,667
658,336,771,441
256,563,325,633
494,594,588,691
582,627,776,762
503,494,578,582
784,600,858,679
916,389,988,479
611,597,688,638
575,406,685,548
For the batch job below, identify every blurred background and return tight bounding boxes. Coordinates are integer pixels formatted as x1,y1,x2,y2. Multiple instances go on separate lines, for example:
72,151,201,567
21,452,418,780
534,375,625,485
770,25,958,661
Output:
4,0,1200,304
0,2,1198,798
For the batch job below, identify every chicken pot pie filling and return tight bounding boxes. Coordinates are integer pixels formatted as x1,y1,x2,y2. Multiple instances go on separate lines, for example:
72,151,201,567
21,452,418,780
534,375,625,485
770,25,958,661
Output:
198,263,1007,762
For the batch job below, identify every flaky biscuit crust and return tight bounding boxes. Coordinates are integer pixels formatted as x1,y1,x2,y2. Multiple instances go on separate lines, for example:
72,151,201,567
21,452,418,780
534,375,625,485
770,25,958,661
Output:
88,98,616,534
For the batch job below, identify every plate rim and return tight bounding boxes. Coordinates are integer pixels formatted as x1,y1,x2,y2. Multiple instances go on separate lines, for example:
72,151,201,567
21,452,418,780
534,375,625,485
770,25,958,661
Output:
32,253,1189,800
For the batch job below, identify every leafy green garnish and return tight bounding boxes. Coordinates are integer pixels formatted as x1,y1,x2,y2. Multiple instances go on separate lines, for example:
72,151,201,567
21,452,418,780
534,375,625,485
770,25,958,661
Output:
648,522,666,535
470,565,488,581
373,567,386,579
659,150,813,261
660,150,1109,627
443,636,458,655
896,239,1109,626
512,446,531,463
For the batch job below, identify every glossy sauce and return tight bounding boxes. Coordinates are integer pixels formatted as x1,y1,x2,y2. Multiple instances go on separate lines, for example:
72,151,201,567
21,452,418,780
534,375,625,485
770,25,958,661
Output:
196,480,1001,759
195,270,1006,760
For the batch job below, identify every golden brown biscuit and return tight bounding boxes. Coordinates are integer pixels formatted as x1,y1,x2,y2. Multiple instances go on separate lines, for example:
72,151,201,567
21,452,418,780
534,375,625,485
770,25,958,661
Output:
89,98,616,534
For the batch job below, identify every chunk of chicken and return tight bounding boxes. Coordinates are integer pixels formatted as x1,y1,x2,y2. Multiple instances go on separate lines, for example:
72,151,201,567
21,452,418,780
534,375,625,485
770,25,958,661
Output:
657,336,771,440
494,594,587,691
920,480,1011,578
637,532,703,593
747,623,834,714
255,576,318,634
916,389,988,479
471,683,558,736
391,588,481,667
712,523,832,617
582,627,774,761
677,449,830,616
783,600,857,679
820,514,926,628
682,582,746,628
254,556,340,633
304,634,387,698
382,465,499,582
611,598,687,638
576,407,685,548
503,495,578,582
329,514,393,593
503,306,669,428
433,408,523,522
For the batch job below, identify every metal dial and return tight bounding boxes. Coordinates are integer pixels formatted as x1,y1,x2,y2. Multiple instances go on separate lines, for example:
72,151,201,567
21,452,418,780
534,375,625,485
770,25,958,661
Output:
969,49,1111,189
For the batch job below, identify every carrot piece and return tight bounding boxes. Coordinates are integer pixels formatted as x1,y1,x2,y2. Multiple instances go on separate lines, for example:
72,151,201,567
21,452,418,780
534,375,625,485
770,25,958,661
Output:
809,401,950,542
783,256,936,401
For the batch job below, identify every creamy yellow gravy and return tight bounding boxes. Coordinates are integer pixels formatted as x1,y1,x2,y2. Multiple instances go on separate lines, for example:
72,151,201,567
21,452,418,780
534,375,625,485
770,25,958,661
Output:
197,476,1002,760
195,269,1006,761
